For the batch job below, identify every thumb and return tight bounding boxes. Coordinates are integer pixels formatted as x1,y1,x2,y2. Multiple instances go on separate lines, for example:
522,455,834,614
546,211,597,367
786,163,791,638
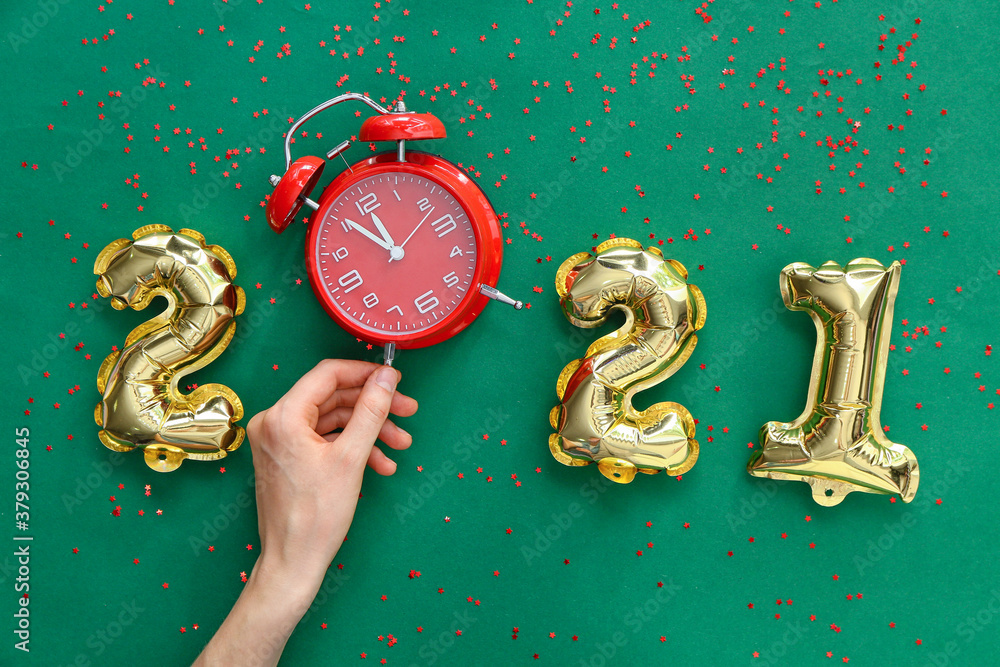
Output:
340,365,399,448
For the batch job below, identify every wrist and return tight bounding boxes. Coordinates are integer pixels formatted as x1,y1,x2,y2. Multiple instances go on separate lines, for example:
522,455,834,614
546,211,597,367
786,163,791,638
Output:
250,552,326,615
194,556,323,667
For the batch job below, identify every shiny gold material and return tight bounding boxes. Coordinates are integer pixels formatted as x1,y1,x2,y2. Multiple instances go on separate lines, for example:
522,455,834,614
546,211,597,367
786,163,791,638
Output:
94,226,246,472
548,239,706,483
748,258,919,506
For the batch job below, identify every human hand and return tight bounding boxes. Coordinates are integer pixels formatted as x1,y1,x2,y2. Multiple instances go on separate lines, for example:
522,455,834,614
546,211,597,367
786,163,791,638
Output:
194,359,417,667
248,359,418,592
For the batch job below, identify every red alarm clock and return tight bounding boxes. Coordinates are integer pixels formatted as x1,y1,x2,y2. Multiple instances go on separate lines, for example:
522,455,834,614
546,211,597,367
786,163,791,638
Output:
266,93,521,365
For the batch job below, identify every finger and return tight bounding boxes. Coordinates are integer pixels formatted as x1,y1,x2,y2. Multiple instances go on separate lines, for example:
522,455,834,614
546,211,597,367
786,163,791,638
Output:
323,433,404,475
281,359,386,418
247,411,264,449
339,366,399,451
366,444,397,476
315,407,352,434
317,386,418,419
315,386,364,416
317,408,412,450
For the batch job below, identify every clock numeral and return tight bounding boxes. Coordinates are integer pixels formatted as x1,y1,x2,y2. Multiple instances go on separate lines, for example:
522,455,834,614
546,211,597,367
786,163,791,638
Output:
414,290,440,314
450,246,464,258
355,192,381,217
338,269,363,294
432,214,457,238
386,304,404,316
330,247,349,262
362,292,380,308
443,271,460,288
416,197,433,212
340,219,351,234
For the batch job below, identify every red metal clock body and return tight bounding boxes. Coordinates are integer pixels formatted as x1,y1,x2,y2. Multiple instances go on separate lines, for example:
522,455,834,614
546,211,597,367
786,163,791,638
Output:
305,150,503,349
266,94,520,360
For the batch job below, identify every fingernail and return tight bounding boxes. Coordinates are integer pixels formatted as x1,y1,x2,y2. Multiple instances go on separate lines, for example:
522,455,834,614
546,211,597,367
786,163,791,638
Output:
375,366,397,391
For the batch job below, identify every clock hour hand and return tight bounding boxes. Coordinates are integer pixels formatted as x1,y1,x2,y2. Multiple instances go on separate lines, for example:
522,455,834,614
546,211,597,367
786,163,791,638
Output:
345,218,392,250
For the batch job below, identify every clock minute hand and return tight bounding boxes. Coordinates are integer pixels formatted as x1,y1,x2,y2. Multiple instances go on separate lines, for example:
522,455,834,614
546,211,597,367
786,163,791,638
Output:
388,207,434,264
345,219,392,250
398,207,434,250
370,211,396,246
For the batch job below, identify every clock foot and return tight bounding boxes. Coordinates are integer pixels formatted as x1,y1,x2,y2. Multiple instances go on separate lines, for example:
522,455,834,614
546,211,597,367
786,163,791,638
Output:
479,284,523,310
383,342,396,367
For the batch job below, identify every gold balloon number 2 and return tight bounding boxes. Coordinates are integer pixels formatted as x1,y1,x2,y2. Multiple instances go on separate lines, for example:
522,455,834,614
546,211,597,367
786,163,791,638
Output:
94,225,246,473
548,239,706,484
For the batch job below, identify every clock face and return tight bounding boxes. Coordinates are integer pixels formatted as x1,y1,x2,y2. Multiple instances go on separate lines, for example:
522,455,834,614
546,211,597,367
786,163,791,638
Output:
312,171,479,339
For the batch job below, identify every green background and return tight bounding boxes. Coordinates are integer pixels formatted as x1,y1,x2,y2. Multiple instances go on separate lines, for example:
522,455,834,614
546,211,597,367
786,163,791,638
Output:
2,0,998,665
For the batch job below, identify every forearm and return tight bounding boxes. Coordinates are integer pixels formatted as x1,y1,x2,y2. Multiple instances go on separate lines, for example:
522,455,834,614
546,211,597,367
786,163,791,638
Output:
193,559,323,667
194,361,412,666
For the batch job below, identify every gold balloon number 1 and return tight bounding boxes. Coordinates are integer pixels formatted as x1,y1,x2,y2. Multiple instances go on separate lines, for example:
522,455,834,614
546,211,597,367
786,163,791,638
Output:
749,259,919,505
548,239,706,484
94,225,246,472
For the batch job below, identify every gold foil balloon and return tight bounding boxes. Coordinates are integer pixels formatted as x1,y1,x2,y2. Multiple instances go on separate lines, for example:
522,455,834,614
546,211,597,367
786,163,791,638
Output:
94,225,246,472
548,239,706,484
748,258,919,506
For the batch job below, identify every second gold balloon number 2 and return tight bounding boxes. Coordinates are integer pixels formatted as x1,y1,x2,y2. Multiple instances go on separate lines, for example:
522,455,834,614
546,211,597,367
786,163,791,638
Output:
548,239,706,484
94,225,246,473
